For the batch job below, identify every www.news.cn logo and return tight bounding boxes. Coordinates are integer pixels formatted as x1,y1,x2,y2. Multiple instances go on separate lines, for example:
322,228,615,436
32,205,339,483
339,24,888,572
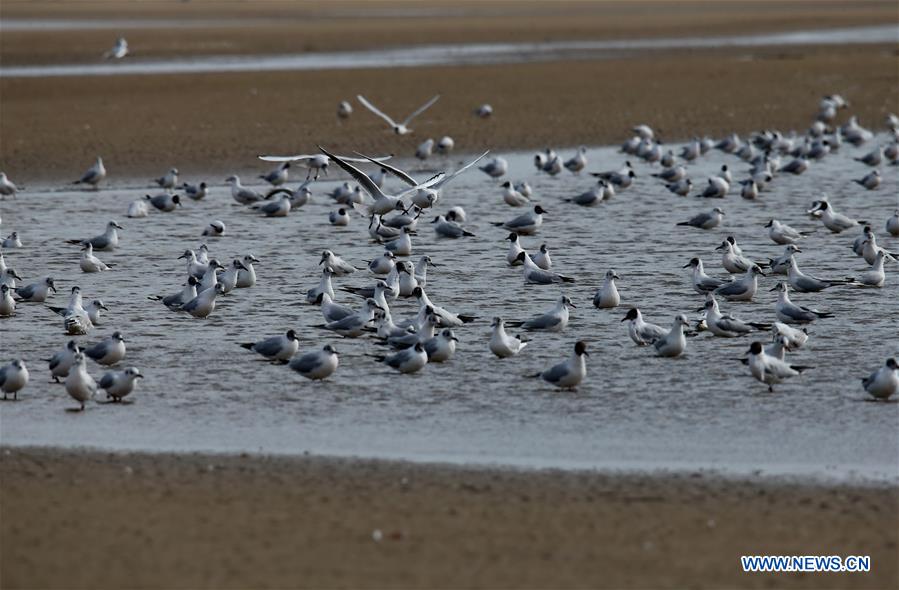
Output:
741,555,871,573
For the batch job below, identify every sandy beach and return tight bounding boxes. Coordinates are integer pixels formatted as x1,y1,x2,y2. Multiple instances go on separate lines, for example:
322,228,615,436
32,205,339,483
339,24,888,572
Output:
1,1,897,181
1,448,896,589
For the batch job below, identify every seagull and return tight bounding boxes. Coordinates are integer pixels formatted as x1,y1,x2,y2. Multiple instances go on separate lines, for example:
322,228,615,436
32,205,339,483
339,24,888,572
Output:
306,268,335,303
515,252,574,284
337,100,353,119
289,345,340,380
431,215,474,238
145,193,182,212
65,353,96,410
715,240,757,274
857,250,892,287
181,181,209,200
411,287,475,327
225,176,265,204
506,295,574,332
2,232,22,248
368,251,397,276
387,311,438,349
0,285,14,316
356,94,439,135
699,176,729,198
501,181,530,206
765,219,811,245
48,340,81,383
853,170,880,190
772,322,809,349
677,207,724,229
475,104,493,118
397,262,419,297
703,297,769,337
859,231,892,265
739,179,759,200
768,244,803,275
808,200,866,233
251,194,292,217
683,257,729,294
489,317,528,358
492,205,546,235
219,259,248,293
0,173,19,199
320,250,357,276
127,199,149,218
770,282,833,323
424,329,458,362
14,276,56,302
236,254,259,288
381,227,412,256
0,360,28,400
854,147,883,167
413,255,437,289
329,208,350,226
260,162,290,186
532,244,552,270
197,259,225,292
67,220,122,251
315,291,355,323
888,211,899,237
653,315,690,357
506,232,525,266
743,341,811,392
373,342,429,373
84,331,126,366
103,37,128,59
437,136,454,154
258,150,391,181
652,165,686,182
98,367,143,402
316,299,382,337
862,358,898,400
530,341,588,390
593,270,621,308
153,168,179,190
49,286,93,335
713,265,764,301
180,283,226,318
73,157,106,189
148,276,200,308
415,138,434,161
591,162,636,188
779,157,809,175
564,147,588,173
787,256,854,292
0,268,22,288
479,157,508,178
621,308,666,345
202,221,226,237
240,330,300,362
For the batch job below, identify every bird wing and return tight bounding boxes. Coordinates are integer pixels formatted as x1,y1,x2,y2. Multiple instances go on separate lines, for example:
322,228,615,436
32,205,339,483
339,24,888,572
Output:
319,146,389,201
257,154,316,163
290,353,321,374
401,94,440,126
253,337,282,357
524,313,560,330
353,152,420,187
541,362,568,383
99,373,115,389
357,95,399,128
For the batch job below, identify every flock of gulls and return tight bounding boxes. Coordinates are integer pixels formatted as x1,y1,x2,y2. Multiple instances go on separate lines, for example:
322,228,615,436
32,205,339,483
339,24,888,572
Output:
1,91,898,410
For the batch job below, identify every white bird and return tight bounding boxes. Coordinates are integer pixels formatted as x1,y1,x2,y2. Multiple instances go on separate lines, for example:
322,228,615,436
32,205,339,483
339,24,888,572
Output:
703,297,769,337
99,367,143,402
13,276,57,302
66,220,122,252
374,342,428,373
357,94,440,135
862,358,898,400
0,268,22,288
431,214,474,238
0,285,14,317
809,199,865,233
770,282,833,323
699,176,730,198
145,193,182,212
240,330,300,362
653,315,689,357
592,162,636,188
489,317,528,358
83,331,126,366
79,243,111,273
493,205,545,235
857,250,892,287
48,340,81,383
772,322,809,349
715,239,756,274
65,353,97,410
683,257,728,294
0,173,20,199
316,291,355,323
739,180,759,200
368,251,397,276
564,147,588,173
382,228,413,256
0,360,28,400
854,147,883,167
531,341,588,390
501,181,530,206
666,178,692,196
593,270,621,308
677,207,724,229
515,252,574,285
411,287,474,327
532,244,552,270
479,157,508,178
126,199,149,218
713,265,764,301
329,208,350,226
103,37,128,59
49,286,93,335
306,268,335,303
154,167,179,190
3,232,22,248
337,100,353,119
202,221,226,237
437,136,454,154
779,157,809,175
886,211,899,237
219,259,248,293
768,244,803,275
182,182,208,200
320,250,357,276
853,170,880,190
475,104,493,118
180,283,225,318
73,157,106,189
787,256,854,292
251,194,292,217
236,254,258,288
621,308,666,345
290,345,340,380
424,328,458,362
258,151,391,181
565,182,603,206
507,295,574,332
149,277,200,308
743,341,811,392
415,138,434,161
260,162,290,186
506,232,525,266
225,175,265,204
765,219,810,245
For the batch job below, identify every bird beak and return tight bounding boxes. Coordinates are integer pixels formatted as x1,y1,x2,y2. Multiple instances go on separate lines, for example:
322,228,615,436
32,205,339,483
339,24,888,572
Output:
769,286,779,291
450,336,460,342
612,274,621,280
682,263,691,268
714,244,725,251
101,304,109,310
569,302,577,308
429,262,439,267
583,351,590,356
50,285,57,293
177,253,187,259
136,374,144,379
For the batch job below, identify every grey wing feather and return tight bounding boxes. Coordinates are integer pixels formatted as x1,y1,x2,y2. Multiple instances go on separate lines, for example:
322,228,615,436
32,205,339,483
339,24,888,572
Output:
0,367,6,388
290,353,321,373
402,94,440,126
48,352,62,371
541,362,568,383
14,285,35,299
319,146,388,201
433,150,490,189
523,313,560,330
253,337,282,357
99,373,115,389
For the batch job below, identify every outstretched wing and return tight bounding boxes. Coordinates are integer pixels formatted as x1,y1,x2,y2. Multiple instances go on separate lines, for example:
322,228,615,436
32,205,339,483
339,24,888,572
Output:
357,95,398,128
402,94,440,126
353,152,420,187
319,146,388,201
434,150,490,189
258,154,316,163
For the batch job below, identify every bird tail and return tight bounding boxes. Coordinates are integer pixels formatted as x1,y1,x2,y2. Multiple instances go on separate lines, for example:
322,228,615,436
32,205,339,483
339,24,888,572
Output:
505,321,524,328
790,365,814,373
457,314,477,323
72,180,82,185
814,311,834,318
47,306,66,316
559,275,576,283
490,222,504,227
675,222,690,226
463,230,476,237
527,372,542,379
147,295,162,301
748,322,771,330
239,343,255,350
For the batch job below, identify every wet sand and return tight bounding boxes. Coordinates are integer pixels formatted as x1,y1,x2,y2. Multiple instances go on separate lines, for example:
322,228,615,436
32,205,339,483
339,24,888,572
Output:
1,448,896,589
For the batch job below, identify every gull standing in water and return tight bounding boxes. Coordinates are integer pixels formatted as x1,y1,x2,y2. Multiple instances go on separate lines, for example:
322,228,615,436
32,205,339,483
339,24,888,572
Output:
506,233,525,266
148,277,199,308
765,219,811,245
0,285,15,316
593,270,621,308
98,367,143,402
501,181,530,207
621,308,666,345
489,317,528,358
260,162,290,186
652,315,690,357
182,181,209,200
251,194,291,217
857,250,892,287
479,157,509,178
530,341,588,390
886,211,899,237
713,265,764,301
48,341,80,383
773,322,809,349
357,94,440,135
180,283,225,318
432,215,475,238
49,286,93,335
153,168,179,190
506,295,574,332
716,240,757,274
80,243,112,273
743,342,811,392
316,299,382,337
290,345,340,380
73,157,106,189
808,199,866,233
14,277,56,302
368,251,396,275
862,358,898,400
677,207,724,229
329,208,350,226
424,329,458,362
240,330,300,362
493,205,546,235
315,292,355,323
65,353,97,410
374,342,429,374
235,254,259,288
787,256,854,292
225,176,265,204
84,331,126,366
514,252,574,285
202,221,226,237
703,297,770,337
67,220,122,251
2,233,22,248
683,258,729,294
127,199,149,218
564,147,588,173
306,268,335,303
0,173,20,199
770,282,833,323
0,360,29,400
320,250,357,276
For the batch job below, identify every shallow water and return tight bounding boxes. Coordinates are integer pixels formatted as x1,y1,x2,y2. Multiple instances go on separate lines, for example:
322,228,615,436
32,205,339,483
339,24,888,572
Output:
0,25,895,78
1,137,897,482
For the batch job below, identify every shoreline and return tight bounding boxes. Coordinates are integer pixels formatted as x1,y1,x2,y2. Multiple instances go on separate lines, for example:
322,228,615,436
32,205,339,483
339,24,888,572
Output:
2,446,897,589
